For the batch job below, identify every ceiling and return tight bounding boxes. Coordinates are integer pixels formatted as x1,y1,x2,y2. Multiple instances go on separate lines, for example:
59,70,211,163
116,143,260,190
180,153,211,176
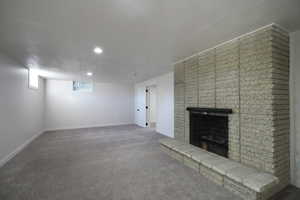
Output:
0,0,300,83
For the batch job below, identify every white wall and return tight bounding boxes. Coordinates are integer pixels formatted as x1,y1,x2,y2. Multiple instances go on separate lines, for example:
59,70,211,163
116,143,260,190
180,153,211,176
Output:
134,72,174,137
45,80,134,130
290,30,300,188
0,53,45,166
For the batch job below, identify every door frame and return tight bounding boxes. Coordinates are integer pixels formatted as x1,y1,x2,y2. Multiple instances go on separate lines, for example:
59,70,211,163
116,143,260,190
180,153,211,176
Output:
145,85,156,127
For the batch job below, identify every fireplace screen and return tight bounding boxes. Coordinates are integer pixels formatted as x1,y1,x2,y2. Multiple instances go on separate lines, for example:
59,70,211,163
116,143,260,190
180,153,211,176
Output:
187,107,231,158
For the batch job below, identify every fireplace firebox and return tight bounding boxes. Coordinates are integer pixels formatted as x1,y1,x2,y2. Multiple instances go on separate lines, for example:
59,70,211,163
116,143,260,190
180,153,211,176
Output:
187,107,232,158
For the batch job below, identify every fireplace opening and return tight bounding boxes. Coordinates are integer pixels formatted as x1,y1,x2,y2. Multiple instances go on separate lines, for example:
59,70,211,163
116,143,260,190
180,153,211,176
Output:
187,107,232,158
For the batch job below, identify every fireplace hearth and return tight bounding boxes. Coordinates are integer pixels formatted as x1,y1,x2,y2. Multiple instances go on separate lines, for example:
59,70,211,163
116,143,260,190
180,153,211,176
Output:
187,107,232,157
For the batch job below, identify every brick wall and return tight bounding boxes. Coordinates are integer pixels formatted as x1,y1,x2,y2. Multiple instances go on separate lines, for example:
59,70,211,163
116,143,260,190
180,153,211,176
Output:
216,40,241,162
173,24,290,188
174,62,185,142
184,56,199,143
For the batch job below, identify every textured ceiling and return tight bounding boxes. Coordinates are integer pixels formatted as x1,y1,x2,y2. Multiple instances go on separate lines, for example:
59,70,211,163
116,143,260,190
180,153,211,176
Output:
0,0,300,83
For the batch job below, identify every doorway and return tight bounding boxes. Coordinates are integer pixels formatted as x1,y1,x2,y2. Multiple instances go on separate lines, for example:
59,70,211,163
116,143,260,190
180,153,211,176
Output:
146,85,157,128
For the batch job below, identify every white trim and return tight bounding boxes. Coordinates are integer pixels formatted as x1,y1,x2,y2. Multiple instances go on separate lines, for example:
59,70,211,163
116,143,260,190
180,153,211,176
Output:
0,130,44,168
44,123,134,132
173,23,289,65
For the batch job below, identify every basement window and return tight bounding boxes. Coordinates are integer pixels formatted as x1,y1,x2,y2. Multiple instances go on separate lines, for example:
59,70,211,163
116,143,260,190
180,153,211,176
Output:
28,69,39,89
72,81,93,92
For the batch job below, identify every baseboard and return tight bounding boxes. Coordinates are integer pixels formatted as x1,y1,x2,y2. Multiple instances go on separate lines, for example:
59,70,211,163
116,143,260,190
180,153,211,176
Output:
44,123,135,132
0,130,45,168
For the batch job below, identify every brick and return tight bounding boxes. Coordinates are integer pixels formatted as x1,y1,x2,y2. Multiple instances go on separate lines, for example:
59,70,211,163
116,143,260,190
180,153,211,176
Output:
173,24,290,198
224,177,259,200
183,156,200,171
200,165,224,185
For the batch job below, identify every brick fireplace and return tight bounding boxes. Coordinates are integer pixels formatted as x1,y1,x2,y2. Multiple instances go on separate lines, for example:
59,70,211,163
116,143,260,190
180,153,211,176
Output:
173,24,290,196
188,107,232,158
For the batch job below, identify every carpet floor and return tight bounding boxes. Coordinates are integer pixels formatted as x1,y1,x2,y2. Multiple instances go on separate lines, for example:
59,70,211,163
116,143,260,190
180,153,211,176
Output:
0,125,299,200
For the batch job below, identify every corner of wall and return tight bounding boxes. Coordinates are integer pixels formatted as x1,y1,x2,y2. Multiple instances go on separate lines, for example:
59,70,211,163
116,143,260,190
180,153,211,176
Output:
290,30,300,188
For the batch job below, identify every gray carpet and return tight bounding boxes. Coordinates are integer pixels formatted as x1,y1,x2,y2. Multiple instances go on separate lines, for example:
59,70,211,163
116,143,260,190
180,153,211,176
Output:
0,125,298,200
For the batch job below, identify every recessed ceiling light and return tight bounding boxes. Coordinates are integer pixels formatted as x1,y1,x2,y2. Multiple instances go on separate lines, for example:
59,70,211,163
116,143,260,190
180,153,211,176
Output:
93,46,103,54
86,72,93,76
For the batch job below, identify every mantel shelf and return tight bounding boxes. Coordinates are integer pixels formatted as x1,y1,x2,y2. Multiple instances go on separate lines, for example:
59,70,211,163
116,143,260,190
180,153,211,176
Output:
186,107,233,114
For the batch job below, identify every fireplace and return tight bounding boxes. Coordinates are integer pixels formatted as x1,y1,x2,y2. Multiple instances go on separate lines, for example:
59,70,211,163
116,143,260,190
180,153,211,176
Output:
187,107,232,158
